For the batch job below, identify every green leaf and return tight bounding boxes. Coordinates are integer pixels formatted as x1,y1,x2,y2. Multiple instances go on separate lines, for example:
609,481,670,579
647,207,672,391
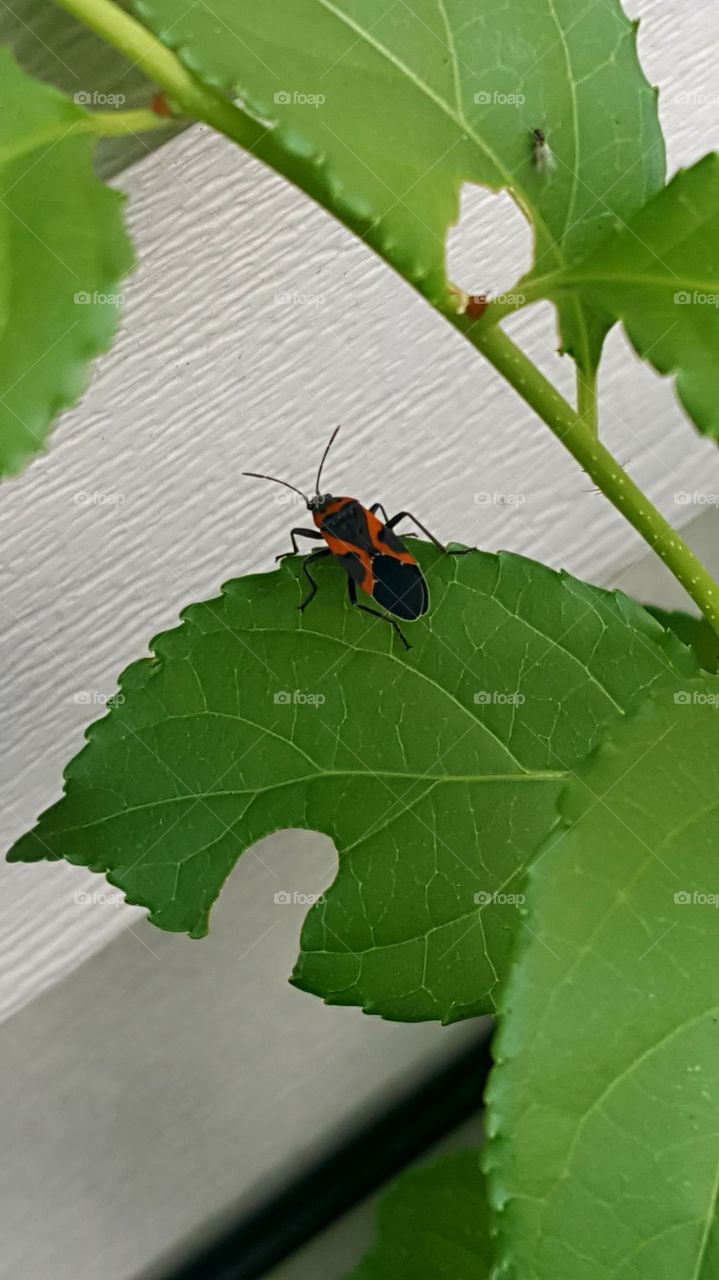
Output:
347,1149,491,1280
8,545,697,1022
132,0,664,370
533,155,719,436
486,674,719,1280
0,49,133,475
645,604,719,673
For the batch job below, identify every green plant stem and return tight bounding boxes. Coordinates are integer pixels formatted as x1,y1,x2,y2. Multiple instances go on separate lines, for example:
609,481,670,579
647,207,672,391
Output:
446,314,719,632
485,293,535,325
54,0,267,147
87,108,172,136
577,366,598,437
56,0,719,636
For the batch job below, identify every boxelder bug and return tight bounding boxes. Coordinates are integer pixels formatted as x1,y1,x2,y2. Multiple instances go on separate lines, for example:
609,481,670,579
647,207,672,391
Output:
244,427,471,649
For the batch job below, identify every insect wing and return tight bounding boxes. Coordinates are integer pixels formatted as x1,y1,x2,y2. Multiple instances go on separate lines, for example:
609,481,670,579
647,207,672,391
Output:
371,555,429,620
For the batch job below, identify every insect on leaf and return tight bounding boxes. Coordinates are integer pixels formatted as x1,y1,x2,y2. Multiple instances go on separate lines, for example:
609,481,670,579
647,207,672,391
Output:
131,0,664,372
532,155,719,437
7,545,698,1023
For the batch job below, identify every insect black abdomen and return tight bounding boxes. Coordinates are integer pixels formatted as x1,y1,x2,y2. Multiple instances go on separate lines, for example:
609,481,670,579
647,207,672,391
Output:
371,556,429,621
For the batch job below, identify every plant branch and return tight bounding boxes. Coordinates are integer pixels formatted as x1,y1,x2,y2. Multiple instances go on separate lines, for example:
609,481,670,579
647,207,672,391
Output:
57,0,719,635
86,108,173,136
485,272,563,324
53,0,267,148
445,313,719,632
577,365,598,437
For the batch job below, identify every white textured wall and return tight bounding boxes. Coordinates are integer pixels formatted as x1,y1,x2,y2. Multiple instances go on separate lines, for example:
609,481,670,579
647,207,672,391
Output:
0,3,717,1278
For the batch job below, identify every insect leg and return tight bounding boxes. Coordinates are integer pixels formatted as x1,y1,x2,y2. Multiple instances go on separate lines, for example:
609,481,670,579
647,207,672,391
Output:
298,547,332,612
276,527,323,562
368,502,390,523
384,511,472,556
347,577,410,650
370,502,419,537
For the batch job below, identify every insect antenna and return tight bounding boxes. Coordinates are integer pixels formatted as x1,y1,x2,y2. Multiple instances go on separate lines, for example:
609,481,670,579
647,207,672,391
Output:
242,471,310,503
315,424,341,496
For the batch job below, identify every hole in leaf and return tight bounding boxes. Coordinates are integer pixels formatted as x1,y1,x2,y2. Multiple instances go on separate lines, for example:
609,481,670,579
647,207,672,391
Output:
446,185,532,305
